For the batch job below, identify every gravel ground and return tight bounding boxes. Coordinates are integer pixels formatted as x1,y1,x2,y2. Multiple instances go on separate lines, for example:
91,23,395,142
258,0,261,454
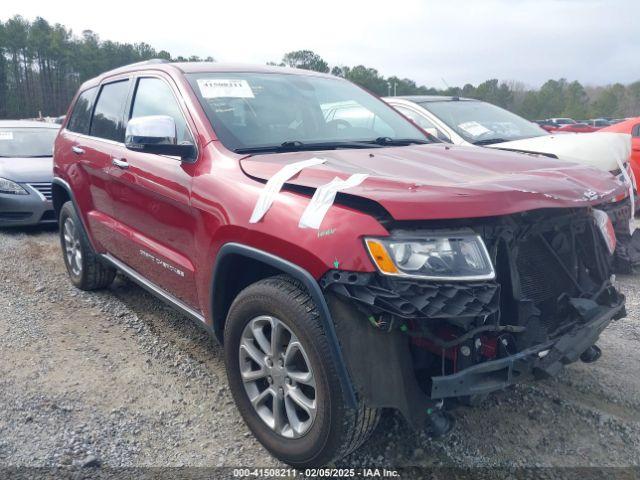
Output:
0,226,639,471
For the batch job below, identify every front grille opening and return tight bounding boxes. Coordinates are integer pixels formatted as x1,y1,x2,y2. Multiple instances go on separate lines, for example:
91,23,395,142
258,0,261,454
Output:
517,235,577,304
513,215,607,338
29,183,53,200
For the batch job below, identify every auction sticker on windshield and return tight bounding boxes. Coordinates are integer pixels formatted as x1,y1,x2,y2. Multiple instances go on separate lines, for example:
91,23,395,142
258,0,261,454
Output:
458,121,492,137
197,79,254,98
0,131,14,140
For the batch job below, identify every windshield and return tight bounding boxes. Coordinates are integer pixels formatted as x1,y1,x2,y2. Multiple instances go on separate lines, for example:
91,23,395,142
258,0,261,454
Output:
0,128,58,157
421,100,548,144
187,73,429,152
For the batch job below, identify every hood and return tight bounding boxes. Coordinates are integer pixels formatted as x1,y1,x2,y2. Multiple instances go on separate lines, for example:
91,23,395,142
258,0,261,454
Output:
240,144,627,221
488,132,632,172
0,156,53,183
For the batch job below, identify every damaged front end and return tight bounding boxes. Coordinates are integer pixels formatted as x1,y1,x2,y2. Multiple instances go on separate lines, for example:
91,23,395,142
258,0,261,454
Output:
323,206,625,430
602,195,640,274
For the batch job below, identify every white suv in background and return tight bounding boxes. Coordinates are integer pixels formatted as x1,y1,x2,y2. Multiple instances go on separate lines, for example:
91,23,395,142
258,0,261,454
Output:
384,95,638,272
383,96,632,175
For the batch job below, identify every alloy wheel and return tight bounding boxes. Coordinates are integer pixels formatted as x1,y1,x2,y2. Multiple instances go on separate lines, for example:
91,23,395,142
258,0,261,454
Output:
239,315,317,438
63,217,83,276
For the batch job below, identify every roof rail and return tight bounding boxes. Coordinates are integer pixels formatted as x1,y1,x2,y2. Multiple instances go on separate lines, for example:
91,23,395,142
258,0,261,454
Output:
124,58,171,67
98,58,172,78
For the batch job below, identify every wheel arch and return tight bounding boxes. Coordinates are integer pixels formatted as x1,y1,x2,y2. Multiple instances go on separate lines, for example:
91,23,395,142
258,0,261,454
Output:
51,179,71,220
52,177,97,251
210,242,357,409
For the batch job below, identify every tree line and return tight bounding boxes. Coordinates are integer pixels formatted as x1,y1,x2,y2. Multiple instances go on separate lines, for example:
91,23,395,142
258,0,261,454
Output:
0,16,213,119
275,50,640,120
1,16,638,121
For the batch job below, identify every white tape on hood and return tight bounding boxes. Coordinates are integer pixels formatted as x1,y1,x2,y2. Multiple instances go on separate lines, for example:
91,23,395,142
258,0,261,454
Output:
299,173,369,229
249,157,326,224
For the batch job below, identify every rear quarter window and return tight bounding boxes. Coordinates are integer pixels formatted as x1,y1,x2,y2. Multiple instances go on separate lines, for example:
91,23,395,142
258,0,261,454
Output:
67,87,98,135
90,80,131,142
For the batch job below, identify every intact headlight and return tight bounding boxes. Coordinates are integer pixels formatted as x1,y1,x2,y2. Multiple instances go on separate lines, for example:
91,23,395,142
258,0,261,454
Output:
0,177,28,195
365,233,495,281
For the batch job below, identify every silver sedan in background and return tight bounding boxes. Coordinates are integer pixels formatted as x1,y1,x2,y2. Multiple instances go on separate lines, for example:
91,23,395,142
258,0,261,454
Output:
0,120,60,227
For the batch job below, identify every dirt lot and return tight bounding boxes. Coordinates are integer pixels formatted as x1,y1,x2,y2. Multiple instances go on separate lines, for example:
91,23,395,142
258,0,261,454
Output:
0,226,639,470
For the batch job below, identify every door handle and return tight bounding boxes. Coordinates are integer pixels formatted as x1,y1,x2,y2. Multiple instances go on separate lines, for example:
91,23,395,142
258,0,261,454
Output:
112,158,129,169
71,146,85,155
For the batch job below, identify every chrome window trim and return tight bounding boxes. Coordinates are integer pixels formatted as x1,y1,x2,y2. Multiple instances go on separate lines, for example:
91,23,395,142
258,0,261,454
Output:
63,73,199,161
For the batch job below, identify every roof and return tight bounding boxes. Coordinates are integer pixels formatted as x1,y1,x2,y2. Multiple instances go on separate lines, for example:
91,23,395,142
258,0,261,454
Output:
173,62,333,77
80,60,337,90
388,95,476,103
0,120,60,129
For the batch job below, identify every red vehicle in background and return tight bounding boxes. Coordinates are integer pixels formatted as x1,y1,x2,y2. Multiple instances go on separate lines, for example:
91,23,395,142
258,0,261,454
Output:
534,120,560,132
602,117,640,183
556,122,601,133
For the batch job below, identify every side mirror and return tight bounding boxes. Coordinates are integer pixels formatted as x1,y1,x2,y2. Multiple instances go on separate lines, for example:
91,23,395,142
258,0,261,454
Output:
125,115,196,161
424,127,451,143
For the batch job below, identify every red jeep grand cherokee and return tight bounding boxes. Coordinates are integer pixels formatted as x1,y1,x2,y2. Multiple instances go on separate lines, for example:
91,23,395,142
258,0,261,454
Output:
53,60,627,467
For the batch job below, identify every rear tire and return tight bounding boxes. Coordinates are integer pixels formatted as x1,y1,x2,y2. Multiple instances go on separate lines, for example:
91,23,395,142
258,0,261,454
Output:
59,201,116,291
224,275,380,467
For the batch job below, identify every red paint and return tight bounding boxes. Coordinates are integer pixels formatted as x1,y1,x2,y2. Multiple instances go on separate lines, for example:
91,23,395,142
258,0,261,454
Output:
53,63,628,328
240,145,626,220
555,123,601,133
479,336,498,359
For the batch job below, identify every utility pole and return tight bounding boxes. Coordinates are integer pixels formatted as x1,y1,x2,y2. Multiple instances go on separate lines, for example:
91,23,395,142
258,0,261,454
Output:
394,82,397,97
387,82,391,97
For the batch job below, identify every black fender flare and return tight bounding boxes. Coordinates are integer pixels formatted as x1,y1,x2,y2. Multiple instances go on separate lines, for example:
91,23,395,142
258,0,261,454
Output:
210,242,357,409
52,177,98,250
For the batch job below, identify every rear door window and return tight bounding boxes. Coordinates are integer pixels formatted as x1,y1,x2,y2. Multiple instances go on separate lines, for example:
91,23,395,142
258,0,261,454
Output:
322,101,395,138
90,80,130,142
632,124,640,137
67,87,98,135
394,105,436,129
394,105,450,141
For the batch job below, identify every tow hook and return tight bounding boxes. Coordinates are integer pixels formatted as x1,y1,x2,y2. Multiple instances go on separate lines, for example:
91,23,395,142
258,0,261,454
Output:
580,344,602,363
425,408,455,438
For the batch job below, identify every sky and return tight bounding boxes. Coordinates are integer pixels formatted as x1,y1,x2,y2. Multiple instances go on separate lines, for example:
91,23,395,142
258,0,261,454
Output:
3,0,640,88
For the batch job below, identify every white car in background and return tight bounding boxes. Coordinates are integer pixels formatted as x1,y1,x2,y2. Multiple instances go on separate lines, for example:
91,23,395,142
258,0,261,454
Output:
548,117,577,126
383,96,632,175
383,96,638,272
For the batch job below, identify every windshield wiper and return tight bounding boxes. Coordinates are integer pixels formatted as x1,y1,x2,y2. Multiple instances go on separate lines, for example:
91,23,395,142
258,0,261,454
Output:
473,138,507,145
234,140,385,154
234,137,432,154
370,137,431,146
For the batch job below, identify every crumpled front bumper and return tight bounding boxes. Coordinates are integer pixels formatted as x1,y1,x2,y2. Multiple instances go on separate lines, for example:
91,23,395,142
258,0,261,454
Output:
430,299,625,399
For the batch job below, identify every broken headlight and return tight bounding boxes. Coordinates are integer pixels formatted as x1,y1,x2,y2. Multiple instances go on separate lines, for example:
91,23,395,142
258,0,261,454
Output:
365,233,495,280
0,177,28,195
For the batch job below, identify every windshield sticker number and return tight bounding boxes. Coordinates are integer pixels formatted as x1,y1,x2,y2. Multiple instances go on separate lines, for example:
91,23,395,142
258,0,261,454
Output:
0,131,14,141
197,79,254,99
458,121,492,138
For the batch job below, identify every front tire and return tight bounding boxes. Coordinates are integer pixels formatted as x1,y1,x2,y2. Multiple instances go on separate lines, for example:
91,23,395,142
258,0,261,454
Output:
224,275,379,467
59,201,116,291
